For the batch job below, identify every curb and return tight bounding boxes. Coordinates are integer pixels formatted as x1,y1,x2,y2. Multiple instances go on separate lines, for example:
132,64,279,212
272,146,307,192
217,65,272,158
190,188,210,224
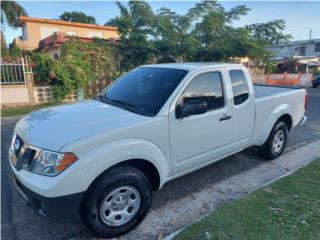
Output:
1,115,23,123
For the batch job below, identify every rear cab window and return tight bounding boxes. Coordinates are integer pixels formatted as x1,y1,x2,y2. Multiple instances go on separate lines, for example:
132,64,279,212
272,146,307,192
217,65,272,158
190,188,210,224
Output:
229,69,249,105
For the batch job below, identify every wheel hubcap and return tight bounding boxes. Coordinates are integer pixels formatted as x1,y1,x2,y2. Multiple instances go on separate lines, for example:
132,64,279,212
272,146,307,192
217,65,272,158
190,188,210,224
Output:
99,186,141,227
273,130,285,153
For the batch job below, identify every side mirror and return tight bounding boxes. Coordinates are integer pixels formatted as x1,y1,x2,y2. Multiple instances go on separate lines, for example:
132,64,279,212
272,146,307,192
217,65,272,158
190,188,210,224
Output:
176,99,208,119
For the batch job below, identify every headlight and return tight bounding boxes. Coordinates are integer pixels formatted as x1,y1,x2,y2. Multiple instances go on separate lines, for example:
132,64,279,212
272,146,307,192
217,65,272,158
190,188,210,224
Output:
32,150,78,176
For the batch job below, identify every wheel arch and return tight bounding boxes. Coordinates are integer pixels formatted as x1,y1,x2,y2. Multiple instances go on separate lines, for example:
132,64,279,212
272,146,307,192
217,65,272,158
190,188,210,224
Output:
113,159,161,191
277,114,293,131
253,103,293,146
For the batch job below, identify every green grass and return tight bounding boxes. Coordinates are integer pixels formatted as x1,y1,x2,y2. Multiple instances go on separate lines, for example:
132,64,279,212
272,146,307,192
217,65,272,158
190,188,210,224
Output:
1,102,61,117
175,159,320,240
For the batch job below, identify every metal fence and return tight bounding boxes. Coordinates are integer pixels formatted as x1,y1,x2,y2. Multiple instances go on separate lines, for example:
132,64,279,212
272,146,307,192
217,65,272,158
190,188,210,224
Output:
0,57,33,85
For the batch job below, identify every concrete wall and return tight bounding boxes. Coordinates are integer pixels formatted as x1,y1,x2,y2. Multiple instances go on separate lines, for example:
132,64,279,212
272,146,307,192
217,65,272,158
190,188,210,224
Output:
1,85,31,106
1,74,35,107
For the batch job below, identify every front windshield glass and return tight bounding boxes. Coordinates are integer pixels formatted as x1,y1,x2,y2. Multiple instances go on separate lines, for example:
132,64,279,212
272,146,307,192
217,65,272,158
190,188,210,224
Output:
100,67,188,116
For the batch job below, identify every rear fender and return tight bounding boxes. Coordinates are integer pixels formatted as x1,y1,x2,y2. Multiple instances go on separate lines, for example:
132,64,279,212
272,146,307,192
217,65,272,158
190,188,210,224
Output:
255,103,292,146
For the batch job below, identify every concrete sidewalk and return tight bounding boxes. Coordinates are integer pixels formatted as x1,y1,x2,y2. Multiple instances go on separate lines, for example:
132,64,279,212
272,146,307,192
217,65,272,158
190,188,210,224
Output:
124,140,320,240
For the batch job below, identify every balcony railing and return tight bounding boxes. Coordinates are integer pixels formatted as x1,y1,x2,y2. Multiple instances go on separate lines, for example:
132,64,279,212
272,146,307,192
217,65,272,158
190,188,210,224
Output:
39,32,65,49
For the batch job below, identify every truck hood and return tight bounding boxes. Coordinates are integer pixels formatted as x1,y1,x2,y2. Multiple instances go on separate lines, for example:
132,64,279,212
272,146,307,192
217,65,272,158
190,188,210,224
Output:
15,100,148,151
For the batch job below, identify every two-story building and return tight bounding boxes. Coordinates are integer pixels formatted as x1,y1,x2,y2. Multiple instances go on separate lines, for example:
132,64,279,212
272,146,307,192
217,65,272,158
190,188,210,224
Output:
267,39,320,73
14,16,119,58
267,39,320,59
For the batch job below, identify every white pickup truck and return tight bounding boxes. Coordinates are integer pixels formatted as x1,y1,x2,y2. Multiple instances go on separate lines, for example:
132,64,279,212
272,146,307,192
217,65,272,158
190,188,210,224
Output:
9,63,307,238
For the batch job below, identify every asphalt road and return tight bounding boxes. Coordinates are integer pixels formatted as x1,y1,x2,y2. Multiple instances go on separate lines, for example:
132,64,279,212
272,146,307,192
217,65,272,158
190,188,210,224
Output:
1,88,319,240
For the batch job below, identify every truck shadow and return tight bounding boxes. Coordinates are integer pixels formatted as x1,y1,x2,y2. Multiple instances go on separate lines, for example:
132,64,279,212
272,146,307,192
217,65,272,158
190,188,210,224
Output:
151,147,265,210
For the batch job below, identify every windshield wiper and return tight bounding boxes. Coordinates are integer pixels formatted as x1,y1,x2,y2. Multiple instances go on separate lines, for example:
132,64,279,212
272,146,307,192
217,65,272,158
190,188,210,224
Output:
97,95,144,113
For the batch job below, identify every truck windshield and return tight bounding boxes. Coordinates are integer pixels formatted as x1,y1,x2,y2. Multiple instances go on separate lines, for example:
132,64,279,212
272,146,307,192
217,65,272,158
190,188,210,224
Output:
99,67,188,116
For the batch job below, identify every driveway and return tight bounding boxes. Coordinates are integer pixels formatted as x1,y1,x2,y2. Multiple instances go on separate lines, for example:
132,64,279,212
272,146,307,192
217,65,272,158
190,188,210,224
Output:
1,88,320,240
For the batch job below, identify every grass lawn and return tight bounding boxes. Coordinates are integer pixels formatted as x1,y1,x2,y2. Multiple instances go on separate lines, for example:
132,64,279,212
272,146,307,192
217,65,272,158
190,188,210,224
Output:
175,159,320,240
1,102,62,117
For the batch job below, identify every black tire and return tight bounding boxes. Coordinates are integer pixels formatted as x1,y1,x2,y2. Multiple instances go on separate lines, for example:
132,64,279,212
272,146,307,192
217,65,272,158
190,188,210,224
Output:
312,84,317,88
81,166,152,238
260,121,288,160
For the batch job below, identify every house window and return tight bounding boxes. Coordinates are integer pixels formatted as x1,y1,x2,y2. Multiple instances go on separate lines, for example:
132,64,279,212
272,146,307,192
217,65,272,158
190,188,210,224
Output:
87,31,103,38
22,26,28,40
66,31,76,36
299,46,306,56
315,43,320,52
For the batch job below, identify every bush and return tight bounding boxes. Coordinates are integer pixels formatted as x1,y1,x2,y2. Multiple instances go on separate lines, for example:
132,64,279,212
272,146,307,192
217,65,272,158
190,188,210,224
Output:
31,52,55,85
50,38,120,100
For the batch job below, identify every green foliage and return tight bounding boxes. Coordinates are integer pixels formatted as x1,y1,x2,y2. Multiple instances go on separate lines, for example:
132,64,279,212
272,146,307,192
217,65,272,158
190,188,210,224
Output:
265,61,278,74
59,11,96,24
29,0,293,101
1,1,27,27
30,52,54,85
176,159,320,240
1,1,27,49
50,38,119,100
1,42,22,59
107,1,157,70
107,0,290,67
8,43,22,57
246,20,292,46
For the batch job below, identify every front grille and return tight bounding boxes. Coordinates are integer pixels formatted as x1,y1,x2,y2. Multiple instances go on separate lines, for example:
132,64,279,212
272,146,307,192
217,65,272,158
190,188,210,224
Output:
12,135,38,171
13,135,24,155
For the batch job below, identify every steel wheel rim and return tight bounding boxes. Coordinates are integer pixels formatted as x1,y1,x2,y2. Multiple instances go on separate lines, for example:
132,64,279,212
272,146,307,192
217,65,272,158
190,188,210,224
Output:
273,129,285,153
99,186,141,227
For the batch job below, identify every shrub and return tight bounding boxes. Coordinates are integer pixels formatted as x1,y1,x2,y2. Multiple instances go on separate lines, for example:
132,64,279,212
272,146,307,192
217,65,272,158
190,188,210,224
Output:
51,38,120,100
31,52,55,85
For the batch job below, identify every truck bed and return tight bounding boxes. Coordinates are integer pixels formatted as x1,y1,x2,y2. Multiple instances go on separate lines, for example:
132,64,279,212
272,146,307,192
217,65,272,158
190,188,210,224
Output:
254,85,298,99
250,85,306,146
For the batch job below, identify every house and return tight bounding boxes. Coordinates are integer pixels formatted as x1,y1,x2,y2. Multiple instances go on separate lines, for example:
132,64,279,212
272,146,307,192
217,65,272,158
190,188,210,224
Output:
267,39,320,73
14,16,119,57
267,39,320,59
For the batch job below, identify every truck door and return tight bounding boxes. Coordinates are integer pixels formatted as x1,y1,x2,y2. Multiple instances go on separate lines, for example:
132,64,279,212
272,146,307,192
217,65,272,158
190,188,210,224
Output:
228,69,255,149
169,70,233,175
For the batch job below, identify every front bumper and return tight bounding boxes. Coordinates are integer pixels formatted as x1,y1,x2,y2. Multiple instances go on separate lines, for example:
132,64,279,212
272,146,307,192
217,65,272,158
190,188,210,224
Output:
13,176,84,222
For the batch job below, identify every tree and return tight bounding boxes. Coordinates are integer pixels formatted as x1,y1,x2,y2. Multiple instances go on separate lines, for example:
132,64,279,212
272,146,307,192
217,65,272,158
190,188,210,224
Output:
188,1,251,61
245,20,292,46
1,1,27,49
107,1,157,70
59,11,96,24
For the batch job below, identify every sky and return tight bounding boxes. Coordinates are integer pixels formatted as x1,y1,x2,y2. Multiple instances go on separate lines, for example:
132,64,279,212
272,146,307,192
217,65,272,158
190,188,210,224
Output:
2,1,320,44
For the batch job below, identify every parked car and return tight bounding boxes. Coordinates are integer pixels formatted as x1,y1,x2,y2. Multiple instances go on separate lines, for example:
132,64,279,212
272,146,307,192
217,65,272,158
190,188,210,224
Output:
312,73,320,88
9,63,307,238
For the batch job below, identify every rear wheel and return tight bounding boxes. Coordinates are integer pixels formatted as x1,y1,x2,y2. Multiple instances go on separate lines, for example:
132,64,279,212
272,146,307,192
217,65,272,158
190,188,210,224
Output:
260,121,288,160
81,166,152,238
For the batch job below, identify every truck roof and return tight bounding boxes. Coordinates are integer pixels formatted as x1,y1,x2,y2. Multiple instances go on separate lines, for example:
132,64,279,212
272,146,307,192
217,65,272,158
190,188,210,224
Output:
142,62,243,71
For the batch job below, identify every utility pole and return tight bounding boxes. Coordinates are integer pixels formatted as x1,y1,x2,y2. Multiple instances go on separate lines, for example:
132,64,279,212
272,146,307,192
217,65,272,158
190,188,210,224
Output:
309,29,312,41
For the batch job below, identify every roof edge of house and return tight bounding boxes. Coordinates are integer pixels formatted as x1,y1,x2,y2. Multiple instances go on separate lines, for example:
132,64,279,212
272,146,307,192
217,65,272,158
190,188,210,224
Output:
17,16,118,31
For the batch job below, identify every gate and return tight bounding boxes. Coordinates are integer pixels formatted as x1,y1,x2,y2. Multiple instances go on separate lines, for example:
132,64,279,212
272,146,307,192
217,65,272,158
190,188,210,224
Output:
1,57,33,85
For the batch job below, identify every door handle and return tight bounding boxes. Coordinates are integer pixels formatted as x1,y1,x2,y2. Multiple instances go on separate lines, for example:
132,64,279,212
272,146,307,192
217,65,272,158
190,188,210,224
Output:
219,115,232,121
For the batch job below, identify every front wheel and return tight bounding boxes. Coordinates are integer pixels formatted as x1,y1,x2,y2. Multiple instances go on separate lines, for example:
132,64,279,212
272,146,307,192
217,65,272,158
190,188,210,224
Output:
81,166,152,238
260,121,288,160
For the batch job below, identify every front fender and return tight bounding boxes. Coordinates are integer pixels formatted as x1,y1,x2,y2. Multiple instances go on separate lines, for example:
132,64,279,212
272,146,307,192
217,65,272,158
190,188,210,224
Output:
70,138,170,193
